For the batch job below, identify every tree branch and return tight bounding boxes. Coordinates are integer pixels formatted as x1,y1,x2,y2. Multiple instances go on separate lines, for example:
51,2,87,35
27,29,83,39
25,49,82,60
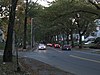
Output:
51,9,99,22
88,0,100,10
71,10,99,16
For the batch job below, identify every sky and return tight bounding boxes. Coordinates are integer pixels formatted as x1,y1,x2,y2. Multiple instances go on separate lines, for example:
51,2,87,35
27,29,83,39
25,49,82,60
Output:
33,0,54,7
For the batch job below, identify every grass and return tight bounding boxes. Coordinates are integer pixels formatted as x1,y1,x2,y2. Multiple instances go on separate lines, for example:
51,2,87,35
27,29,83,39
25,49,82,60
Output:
0,56,29,75
92,51,100,54
0,42,5,50
83,43,94,48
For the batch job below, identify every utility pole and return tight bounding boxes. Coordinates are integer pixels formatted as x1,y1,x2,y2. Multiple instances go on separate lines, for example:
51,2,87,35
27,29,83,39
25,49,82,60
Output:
31,18,33,48
12,31,15,54
31,18,35,48
23,0,28,49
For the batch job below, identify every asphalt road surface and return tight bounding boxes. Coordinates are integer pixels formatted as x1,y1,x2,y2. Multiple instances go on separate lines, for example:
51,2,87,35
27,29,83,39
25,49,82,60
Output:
19,47,100,75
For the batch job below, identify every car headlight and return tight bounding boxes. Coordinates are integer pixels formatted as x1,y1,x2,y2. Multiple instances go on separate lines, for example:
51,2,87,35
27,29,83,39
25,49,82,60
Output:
44,46,46,48
39,46,41,48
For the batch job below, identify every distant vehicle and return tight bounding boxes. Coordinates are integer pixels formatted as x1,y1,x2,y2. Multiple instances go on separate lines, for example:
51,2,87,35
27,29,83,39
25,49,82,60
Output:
62,44,71,50
38,44,46,50
54,43,60,48
47,43,53,47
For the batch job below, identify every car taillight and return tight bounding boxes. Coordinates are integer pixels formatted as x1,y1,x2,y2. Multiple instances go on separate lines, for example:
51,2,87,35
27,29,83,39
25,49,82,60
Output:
50,44,52,46
54,44,56,47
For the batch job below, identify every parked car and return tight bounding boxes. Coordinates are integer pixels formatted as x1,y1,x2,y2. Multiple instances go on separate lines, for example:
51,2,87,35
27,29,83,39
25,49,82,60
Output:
54,43,60,48
62,44,71,50
38,44,46,50
47,43,53,47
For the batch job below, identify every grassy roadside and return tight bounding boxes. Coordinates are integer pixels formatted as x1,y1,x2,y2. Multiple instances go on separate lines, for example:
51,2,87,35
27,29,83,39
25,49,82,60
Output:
0,42,5,50
92,50,100,54
0,56,29,75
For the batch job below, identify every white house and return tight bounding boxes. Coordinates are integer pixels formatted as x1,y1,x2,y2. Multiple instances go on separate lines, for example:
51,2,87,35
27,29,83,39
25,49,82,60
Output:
84,19,100,42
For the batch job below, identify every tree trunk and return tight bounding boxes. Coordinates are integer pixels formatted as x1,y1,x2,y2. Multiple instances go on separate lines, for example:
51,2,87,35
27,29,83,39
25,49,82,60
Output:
62,33,64,45
66,33,69,44
50,36,52,43
57,35,59,43
79,33,82,49
70,30,74,48
3,0,18,62
23,0,28,49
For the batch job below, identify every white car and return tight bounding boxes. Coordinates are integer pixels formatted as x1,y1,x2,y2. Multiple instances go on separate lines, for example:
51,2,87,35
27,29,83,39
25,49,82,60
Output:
38,44,46,50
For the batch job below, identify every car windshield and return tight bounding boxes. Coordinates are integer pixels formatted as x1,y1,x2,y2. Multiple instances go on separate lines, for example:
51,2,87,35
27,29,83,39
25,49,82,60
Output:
39,44,45,46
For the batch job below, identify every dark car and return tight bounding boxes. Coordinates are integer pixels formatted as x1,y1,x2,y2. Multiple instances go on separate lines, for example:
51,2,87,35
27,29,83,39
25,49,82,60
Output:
62,44,71,50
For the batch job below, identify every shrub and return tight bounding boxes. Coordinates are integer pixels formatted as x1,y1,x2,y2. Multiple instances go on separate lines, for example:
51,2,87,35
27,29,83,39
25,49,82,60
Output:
0,42,5,50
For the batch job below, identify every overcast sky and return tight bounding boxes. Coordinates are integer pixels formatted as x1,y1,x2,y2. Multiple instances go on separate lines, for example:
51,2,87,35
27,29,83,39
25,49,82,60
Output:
32,0,54,7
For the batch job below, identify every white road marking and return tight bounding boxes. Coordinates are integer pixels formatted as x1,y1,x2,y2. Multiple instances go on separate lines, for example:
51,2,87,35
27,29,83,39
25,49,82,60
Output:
70,55,100,64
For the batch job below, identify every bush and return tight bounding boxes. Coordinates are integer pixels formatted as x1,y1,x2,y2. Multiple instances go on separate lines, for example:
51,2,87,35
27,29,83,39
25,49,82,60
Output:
0,42,5,50
94,37,100,44
89,44,100,49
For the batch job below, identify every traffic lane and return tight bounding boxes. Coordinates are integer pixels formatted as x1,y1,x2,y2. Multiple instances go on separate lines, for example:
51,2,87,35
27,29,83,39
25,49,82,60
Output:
20,50,99,75
51,47,100,63
70,49,100,62
44,47,100,75
52,48,100,69
19,47,100,75
48,47,100,73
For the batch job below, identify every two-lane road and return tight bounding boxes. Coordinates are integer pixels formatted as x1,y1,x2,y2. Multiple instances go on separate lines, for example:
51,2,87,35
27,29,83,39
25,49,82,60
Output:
19,47,100,75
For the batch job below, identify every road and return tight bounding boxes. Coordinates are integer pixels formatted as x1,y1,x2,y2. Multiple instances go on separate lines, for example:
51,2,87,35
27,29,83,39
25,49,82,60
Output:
19,47,100,75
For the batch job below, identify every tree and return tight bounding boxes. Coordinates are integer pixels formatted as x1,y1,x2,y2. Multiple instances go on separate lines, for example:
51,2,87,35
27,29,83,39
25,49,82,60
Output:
3,0,18,62
94,37,100,44
23,0,98,48
88,0,100,10
72,0,98,48
38,0,98,48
